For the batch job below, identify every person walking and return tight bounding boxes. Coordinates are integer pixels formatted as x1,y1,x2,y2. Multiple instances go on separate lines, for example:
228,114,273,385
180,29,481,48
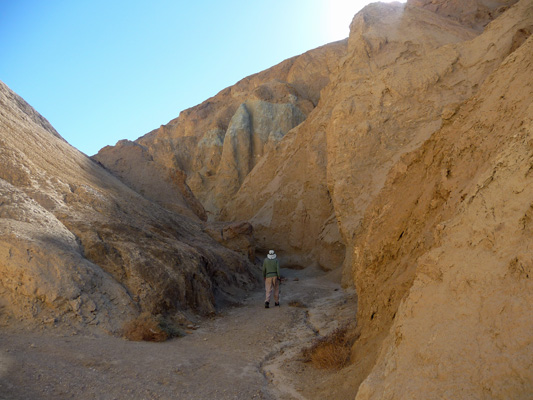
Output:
262,250,280,308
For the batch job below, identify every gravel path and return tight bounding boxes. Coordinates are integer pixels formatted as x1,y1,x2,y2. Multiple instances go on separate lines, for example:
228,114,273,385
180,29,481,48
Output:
0,267,356,400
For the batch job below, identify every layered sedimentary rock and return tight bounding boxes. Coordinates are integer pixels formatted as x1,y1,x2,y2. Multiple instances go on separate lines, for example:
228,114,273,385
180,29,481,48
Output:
0,80,258,333
95,41,348,269
10,0,532,396
103,0,530,396
348,1,533,398
356,32,533,397
221,2,532,395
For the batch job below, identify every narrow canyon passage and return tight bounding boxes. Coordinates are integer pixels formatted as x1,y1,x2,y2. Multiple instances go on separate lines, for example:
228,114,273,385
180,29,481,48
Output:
0,266,356,400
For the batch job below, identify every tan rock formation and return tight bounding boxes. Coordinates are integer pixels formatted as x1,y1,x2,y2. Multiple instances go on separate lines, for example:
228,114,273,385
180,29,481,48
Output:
202,221,255,262
208,99,306,212
220,111,346,271
94,139,207,220
94,40,348,269
409,0,516,29
223,0,518,274
177,0,532,395
355,34,533,400
13,0,531,396
0,181,135,333
0,80,258,333
349,1,533,398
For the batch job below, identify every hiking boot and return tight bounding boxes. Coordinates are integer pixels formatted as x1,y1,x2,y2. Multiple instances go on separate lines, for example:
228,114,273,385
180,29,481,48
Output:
275,302,280,307
265,302,269,308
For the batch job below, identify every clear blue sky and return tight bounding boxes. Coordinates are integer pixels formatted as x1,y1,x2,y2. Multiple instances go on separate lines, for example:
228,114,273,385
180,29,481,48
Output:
1,1,403,156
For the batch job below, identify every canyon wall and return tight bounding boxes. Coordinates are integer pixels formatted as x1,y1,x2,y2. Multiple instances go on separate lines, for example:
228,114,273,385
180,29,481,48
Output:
95,40,348,270
2,0,532,396
347,1,533,398
0,80,258,333
356,31,533,397
94,1,532,395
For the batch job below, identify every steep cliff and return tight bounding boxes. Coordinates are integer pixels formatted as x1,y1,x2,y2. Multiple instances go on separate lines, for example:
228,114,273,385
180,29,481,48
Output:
357,32,533,395
349,1,533,398
225,1,531,396
222,0,483,272
94,40,348,269
0,80,258,333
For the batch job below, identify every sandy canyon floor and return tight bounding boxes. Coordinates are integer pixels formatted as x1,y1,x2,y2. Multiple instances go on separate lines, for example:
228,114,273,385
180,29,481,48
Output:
0,266,357,400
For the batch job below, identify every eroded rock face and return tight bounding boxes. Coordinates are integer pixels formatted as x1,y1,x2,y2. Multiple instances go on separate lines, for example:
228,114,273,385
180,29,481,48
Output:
355,34,533,400
94,41,348,268
220,112,346,271
223,0,518,274
94,140,207,221
13,0,531,396
204,99,306,212
0,80,258,333
408,0,516,29
349,1,533,398
0,181,135,332
202,221,255,263
216,0,533,396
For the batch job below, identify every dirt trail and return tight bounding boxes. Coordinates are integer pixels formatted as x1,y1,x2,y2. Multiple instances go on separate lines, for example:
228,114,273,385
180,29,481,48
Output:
0,266,356,400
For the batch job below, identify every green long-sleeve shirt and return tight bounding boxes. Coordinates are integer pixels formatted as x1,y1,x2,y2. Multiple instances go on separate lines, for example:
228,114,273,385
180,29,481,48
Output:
262,258,280,278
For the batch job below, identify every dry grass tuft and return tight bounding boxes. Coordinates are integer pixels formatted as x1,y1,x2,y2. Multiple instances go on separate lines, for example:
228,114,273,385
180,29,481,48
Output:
122,313,184,342
288,300,307,308
302,325,356,370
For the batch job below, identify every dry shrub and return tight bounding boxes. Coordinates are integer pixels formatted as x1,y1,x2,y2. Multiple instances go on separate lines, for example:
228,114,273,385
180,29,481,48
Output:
288,300,306,308
123,313,184,342
302,325,356,370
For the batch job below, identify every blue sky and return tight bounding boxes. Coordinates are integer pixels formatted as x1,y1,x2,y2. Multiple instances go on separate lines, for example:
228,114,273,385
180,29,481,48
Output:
1,1,403,156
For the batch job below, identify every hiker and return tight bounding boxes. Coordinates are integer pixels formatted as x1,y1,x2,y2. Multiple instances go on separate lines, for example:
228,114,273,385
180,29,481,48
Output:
263,249,281,308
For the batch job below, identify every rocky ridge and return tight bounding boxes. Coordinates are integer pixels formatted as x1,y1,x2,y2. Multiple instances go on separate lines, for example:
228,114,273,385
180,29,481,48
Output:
0,80,258,334
94,40,348,270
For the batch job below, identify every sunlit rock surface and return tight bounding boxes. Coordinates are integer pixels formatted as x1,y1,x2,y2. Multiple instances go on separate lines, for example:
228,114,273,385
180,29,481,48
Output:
2,0,532,396
0,80,258,333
